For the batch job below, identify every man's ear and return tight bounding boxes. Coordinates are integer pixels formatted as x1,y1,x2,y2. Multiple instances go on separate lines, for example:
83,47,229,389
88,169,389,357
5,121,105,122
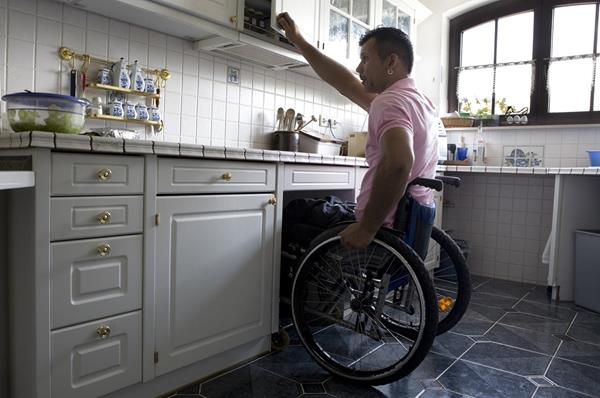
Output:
387,53,399,70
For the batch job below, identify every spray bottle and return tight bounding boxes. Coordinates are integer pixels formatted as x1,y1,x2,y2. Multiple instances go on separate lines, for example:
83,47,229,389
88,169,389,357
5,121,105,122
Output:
473,120,486,165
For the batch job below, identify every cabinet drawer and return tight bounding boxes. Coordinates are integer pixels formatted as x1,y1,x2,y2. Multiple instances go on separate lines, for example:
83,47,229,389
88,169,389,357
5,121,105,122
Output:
51,311,142,398
284,164,356,191
51,235,142,329
52,152,144,196
158,158,275,194
50,196,143,241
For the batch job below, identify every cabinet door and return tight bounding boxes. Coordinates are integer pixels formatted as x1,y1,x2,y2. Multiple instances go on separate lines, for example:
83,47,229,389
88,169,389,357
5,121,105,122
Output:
149,0,238,26
321,0,375,67
271,0,320,46
155,194,275,375
376,0,415,39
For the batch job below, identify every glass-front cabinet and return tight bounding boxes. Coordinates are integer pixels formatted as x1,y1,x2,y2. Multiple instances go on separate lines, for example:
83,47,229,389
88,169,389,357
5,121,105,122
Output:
377,0,415,38
321,0,376,67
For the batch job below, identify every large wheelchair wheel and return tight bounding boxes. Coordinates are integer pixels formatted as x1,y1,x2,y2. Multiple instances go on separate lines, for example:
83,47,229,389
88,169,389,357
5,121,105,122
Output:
430,226,472,335
291,224,438,385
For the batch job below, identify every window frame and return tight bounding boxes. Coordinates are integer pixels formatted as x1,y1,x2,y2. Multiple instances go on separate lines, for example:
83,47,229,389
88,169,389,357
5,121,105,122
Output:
448,0,600,125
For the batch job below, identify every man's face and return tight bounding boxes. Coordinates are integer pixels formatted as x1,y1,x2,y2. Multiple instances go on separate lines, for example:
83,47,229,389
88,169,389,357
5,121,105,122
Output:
355,38,386,93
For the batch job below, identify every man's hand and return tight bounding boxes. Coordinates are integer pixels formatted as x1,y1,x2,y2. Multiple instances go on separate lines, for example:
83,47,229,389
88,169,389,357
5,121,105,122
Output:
276,12,304,47
339,223,377,250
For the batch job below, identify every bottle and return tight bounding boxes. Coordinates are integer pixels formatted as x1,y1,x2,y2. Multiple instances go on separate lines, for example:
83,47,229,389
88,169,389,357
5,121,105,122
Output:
112,57,130,89
473,121,486,165
130,60,145,92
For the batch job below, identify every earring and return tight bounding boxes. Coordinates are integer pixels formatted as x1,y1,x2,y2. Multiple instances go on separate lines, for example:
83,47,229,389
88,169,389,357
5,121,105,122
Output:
387,69,394,75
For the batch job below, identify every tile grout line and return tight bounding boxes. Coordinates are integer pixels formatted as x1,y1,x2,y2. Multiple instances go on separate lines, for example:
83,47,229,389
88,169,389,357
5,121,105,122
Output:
542,312,579,378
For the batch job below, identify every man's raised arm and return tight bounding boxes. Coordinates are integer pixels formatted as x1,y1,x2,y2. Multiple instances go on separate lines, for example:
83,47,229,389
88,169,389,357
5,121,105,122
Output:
276,12,375,111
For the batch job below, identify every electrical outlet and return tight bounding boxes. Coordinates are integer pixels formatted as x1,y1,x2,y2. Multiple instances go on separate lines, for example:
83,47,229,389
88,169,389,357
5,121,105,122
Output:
318,114,337,128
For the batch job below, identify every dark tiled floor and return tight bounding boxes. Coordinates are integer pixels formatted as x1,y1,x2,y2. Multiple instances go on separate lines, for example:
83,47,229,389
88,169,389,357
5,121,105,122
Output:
168,277,600,398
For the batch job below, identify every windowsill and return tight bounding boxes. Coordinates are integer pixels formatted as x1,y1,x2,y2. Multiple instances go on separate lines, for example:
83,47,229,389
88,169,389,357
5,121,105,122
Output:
445,123,600,131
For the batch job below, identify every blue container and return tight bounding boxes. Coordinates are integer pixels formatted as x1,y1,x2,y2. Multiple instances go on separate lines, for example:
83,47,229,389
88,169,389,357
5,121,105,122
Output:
587,150,600,166
456,147,469,161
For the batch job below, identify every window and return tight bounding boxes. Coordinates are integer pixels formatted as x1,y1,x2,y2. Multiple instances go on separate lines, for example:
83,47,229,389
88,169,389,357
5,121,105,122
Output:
449,0,600,124
381,0,412,36
328,0,372,61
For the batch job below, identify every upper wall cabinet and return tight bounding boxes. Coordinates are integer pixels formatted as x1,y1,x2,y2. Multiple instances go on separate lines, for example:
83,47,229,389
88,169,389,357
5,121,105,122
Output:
270,0,321,48
376,0,415,38
320,0,376,69
149,0,238,27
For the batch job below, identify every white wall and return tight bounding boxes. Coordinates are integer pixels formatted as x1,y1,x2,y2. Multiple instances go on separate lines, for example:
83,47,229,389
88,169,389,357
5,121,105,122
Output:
0,0,368,148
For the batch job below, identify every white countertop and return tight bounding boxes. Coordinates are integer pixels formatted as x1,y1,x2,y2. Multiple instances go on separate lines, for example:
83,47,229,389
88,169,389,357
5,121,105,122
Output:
0,171,34,190
1,131,600,176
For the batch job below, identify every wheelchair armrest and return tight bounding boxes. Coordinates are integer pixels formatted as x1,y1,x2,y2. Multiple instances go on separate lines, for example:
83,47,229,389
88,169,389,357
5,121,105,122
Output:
435,176,461,188
409,177,443,192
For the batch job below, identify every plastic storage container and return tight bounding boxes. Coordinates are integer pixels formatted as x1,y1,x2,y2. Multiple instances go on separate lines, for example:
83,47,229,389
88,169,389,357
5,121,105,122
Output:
1,91,89,134
575,230,600,313
587,150,600,166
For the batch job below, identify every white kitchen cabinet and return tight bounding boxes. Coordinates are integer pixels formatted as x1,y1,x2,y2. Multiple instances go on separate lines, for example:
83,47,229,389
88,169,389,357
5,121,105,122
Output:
376,0,415,38
271,0,321,47
154,193,275,376
149,0,238,26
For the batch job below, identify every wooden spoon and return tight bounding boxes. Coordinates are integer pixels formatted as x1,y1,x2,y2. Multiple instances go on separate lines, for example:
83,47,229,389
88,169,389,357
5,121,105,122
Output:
276,107,284,130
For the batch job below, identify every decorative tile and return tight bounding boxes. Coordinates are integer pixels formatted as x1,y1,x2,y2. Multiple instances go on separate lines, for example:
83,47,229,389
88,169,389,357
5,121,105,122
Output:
10,132,22,148
252,346,330,383
485,324,561,355
123,138,153,154
225,147,245,160
461,342,551,375
499,313,570,335
263,149,280,162
244,148,263,161
30,131,54,148
54,133,91,151
0,134,12,148
179,143,204,157
321,154,335,164
527,375,554,387
308,153,322,164
294,152,309,163
438,359,536,398
333,155,345,165
546,357,600,397
302,383,325,394
200,364,301,398
203,145,226,159
153,141,180,156
279,150,295,162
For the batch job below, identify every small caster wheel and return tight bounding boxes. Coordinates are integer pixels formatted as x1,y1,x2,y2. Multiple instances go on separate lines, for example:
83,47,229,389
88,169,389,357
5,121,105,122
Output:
271,329,290,351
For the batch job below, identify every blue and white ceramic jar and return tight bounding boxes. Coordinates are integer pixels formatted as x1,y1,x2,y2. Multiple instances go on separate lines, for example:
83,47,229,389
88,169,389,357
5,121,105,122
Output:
112,58,130,89
125,101,137,120
130,60,145,92
144,77,156,94
109,100,124,117
149,106,161,122
96,68,111,85
136,103,149,120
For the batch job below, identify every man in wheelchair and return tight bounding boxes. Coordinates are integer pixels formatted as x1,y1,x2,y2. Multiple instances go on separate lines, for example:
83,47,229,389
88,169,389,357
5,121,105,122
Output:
276,13,439,254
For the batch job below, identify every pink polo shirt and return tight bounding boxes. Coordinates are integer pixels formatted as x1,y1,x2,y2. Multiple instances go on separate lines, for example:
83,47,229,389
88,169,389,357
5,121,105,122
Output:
355,78,439,227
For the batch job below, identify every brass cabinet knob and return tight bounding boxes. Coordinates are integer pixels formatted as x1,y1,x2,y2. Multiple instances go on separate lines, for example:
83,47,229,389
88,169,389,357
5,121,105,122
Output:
230,15,238,24
268,196,277,206
96,325,111,339
97,211,112,224
222,172,233,181
97,243,111,257
97,168,112,181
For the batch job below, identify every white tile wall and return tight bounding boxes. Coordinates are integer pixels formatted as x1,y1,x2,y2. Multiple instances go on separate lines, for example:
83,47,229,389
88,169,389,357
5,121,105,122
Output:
442,173,554,285
0,0,368,148
447,126,600,168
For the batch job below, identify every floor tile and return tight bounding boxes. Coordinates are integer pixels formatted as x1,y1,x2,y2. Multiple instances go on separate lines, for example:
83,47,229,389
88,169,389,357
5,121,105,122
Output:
302,383,326,394
546,357,600,397
533,386,593,397
525,286,553,304
466,303,507,323
528,376,554,387
470,292,520,309
418,389,467,397
470,275,492,288
513,300,578,322
176,383,201,394
566,322,600,345
473,279,536,299
431,332,474,359
200,364,301,398
438,359,536,398
499,313,571,335
450,316,495,336
557,339,600,368
252,346,330,383
324,378,389,397
461,342,551,375
485,323,561,355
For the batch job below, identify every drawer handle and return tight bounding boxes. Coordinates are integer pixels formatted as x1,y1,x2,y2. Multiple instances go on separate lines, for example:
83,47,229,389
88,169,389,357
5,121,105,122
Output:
96,325,111,339
97,211,112,224
221,172,233,181
97,168,113,181
268,196,277,206
97,243,111,257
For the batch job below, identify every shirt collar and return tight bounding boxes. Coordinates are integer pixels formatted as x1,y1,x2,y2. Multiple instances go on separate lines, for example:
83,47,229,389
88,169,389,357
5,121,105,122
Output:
385,77,415,92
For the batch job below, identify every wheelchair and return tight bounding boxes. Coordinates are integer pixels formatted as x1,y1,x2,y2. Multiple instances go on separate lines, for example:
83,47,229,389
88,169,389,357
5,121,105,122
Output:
277,176,471,385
